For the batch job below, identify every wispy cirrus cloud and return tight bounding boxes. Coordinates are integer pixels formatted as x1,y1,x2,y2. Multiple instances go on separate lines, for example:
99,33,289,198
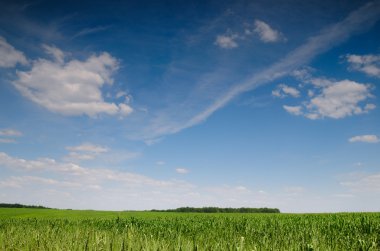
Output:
0,138,16,144
176,168,189,174
63,143,140,164
0,128,22,144
64,143,108,162
66,143,108,153
0,129,22,137
72,25,112,39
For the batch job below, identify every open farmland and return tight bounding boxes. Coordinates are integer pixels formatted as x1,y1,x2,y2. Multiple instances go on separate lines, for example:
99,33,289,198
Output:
0,208,379,250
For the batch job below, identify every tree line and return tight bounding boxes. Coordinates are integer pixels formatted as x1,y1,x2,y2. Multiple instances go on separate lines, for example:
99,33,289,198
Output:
151,207,280,213
0,203,50,209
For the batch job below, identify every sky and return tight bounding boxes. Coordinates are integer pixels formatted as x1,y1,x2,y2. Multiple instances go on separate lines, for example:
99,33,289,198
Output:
0,0,379,213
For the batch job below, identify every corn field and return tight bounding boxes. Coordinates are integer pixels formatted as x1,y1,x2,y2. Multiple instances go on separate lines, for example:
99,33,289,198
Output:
0,208,379,250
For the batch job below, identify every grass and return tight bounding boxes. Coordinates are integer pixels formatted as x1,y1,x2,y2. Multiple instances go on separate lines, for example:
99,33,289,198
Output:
0,208,379,250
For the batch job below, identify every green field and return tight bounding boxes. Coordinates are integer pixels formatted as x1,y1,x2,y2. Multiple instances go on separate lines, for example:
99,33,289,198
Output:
0,208,379,250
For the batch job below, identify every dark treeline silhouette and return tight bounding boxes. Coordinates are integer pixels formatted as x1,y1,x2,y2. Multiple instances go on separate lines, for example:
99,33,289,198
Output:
151,207,280,213
0,203,50,209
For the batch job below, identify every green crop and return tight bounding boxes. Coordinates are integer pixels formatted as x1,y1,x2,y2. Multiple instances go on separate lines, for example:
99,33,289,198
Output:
0,208,379,250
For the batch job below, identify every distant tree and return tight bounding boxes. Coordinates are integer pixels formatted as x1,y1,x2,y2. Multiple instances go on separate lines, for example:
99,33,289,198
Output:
151,207,280,213
0,203,50,209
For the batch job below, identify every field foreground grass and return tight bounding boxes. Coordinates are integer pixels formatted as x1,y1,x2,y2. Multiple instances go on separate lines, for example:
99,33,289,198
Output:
0,208,379,250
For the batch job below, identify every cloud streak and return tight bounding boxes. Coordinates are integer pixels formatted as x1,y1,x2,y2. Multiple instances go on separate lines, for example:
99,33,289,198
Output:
0,129,22,144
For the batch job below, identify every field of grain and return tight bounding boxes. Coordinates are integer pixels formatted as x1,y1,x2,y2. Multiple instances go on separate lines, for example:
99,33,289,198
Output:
0,208,379,250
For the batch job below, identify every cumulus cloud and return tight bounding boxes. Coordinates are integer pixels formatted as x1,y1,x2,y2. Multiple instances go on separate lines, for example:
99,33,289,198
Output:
283,105,302,116
304,80,374,119
13,45,133,117
272,84,300,98
0,36,28,67
349,135,379,143
283,75,375,119
253,20,285,43
175,168,189,174
345,54,380,78
214,34,239,49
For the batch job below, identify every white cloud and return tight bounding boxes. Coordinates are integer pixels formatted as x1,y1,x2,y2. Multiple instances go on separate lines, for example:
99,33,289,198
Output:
289,67,376,119
346,54,380,78
283,105,302,116
115,91,133,104
156,161,165,166
175,168,189,174
64,143,108,162
307,90,314,97
0,129,22,137
13,46,133,117
0,176,80,189
116,91,127,99
0,152,180,188
235,186,248,191
304,80,374,119
349,135,379,143
253,20,285,43
0,36,28,67
214,34,239,49
0,129,22,144
42,44,64,64
272,84,300,98
284,76,375,119
64,152,96,161
118,103,133,116
2,151,379,211
66,143,108,153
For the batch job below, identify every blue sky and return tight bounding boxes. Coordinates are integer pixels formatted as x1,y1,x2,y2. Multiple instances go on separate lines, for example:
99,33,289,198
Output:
0,0,380,212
